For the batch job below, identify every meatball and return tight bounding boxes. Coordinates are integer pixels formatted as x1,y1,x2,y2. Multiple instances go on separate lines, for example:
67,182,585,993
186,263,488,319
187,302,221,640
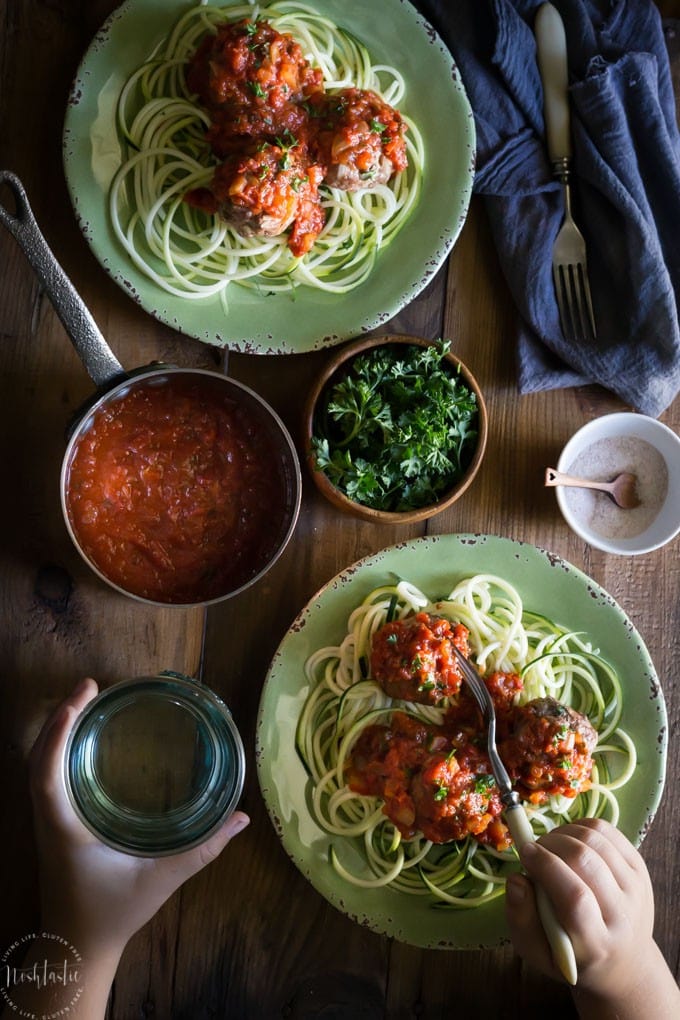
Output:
212,158,299,237
185,143,326,256
498,696,597,804
411,743,510,849
345,713,510,849
309,87,408,190
183,17,328,254
186,18,323,153
370,613,470,705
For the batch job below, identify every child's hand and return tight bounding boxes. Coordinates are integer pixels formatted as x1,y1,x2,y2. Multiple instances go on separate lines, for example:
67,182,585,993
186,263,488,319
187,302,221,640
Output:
506,818,680,1019
29,677,250,958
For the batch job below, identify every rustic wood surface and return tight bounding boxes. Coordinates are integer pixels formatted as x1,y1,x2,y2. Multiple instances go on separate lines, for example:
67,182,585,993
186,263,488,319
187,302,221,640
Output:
1,2,678,1018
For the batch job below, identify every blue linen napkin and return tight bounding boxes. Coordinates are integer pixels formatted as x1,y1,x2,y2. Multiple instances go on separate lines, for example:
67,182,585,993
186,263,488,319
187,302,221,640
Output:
415,0,680,417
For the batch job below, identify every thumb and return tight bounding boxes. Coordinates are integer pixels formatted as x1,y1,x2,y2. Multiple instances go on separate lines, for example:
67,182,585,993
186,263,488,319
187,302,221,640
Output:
199,811,250,866
505,873,558,978
167,811,250,884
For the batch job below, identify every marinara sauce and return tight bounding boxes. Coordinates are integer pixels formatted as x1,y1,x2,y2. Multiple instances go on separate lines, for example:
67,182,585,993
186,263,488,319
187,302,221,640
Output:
184,17,408,256
347,627,597,850
370,613,470,705
346,711,510,850
65,374,288,604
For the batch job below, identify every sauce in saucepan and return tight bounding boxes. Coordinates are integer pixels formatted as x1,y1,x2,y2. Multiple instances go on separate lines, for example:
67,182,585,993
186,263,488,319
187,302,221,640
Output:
64,373,290,604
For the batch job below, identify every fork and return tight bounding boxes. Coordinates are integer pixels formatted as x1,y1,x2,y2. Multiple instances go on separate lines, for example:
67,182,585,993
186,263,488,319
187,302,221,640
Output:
451,643,578,986
535,3,597,343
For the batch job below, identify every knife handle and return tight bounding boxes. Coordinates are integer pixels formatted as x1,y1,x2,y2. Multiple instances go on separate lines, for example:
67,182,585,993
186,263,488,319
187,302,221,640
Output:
534,2,571,164
505,803,578,986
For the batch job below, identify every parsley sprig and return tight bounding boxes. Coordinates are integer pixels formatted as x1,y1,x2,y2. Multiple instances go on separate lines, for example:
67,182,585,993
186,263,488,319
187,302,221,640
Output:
311,340,479,512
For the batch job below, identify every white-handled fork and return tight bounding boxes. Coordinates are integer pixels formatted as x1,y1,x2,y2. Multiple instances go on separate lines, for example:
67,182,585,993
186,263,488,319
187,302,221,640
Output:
451,642,578,986
535,2,597,344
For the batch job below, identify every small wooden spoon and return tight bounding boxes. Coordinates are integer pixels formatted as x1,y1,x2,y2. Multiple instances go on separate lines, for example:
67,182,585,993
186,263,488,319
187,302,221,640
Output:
545,468,641,509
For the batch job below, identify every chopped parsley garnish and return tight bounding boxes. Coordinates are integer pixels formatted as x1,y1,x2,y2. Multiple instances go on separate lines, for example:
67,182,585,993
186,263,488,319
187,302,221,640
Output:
473,774,496,795
276,130,298,149
553,724,569,744
370,118,387,133
311,340,479,512
247,80,267,98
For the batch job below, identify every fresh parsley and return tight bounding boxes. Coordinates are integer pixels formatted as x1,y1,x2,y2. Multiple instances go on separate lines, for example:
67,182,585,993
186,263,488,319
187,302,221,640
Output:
311,340,479,512
473,774,496,795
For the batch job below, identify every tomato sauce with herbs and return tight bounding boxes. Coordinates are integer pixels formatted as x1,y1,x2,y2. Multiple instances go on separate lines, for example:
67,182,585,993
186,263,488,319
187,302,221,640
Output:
346,711,510,849
348,615,597,847
184,17,408,255
497,696,597,804
65,374,288,604
370,613,470,705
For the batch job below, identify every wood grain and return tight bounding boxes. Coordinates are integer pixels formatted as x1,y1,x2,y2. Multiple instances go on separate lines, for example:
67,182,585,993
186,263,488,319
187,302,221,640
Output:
0,2,678,1018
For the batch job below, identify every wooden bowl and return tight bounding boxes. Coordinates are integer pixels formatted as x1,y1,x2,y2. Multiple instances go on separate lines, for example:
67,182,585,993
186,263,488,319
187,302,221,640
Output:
303,334,488,524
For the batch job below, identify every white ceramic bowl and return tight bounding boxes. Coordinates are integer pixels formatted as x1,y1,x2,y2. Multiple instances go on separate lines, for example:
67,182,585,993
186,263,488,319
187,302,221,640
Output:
553,412,680,555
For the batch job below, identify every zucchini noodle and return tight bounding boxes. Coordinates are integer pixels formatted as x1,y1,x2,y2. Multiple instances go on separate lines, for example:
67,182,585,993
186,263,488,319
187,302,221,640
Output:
295,574,636,907
109,0,425,302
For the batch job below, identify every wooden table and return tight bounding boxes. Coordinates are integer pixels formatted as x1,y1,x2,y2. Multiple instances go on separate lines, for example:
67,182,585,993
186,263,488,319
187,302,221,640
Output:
1,3,678,1017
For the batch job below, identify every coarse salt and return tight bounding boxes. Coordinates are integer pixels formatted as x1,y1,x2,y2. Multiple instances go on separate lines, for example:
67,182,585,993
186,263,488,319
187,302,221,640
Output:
564,436,668,539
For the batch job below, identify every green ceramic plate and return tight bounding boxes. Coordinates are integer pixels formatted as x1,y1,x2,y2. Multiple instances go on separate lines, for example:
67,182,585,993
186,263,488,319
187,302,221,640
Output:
62,0,474,353
256,534,667,949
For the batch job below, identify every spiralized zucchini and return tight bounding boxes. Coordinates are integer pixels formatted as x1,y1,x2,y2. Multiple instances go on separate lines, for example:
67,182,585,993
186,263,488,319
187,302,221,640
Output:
109,0,424,302
296,574,635,907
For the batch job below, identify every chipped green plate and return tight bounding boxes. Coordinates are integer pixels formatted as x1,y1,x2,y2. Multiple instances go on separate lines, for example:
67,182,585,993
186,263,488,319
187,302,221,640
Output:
62,0,474,353
255,534,666,949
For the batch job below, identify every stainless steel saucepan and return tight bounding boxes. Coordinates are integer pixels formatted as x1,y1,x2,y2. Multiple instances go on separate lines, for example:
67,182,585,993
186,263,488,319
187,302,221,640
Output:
0,171,301,607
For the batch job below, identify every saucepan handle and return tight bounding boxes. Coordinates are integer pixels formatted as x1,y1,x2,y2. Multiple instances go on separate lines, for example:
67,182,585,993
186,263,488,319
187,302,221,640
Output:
0,170,126,389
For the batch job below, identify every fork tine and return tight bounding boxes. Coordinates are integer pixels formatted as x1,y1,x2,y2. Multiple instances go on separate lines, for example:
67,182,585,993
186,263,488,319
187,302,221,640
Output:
451,645,489,718
554,262,596,343
554,265,572,339
567,263,592,342
575,262,596,339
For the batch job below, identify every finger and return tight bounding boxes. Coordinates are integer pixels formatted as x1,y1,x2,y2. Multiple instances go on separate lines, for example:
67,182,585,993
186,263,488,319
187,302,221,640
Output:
199,811,250,866
29,677,98,770
536,827,638,920
570,817,648,875
505,872,561,980
159,811,251,885
517,841,608,949
30,678,99,804
29,689,78,767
